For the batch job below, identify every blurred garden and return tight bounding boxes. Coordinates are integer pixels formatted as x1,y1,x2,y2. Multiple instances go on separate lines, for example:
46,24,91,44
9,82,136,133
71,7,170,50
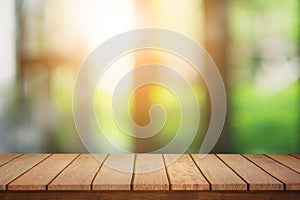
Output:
0,0,299,153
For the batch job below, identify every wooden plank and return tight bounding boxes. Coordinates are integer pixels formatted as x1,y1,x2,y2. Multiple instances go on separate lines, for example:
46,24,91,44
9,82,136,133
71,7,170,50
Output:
133,154,169,190
217,154,283,190
267,154,300,173
290,154,300,159
192,154,247,190
164,154,209,190
0,154,50,190
0,154,22,167
48,154,107,191
244,154,300,190
93,154,134,190
8,154,79,190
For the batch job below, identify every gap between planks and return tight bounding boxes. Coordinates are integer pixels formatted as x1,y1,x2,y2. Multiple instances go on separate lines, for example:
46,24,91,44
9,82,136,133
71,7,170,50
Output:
1,154,52,190
243,154,300,190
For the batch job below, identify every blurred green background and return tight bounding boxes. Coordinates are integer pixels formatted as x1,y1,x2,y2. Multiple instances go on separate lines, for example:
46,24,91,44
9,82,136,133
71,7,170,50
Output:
228,0,299,153
0,0,299,153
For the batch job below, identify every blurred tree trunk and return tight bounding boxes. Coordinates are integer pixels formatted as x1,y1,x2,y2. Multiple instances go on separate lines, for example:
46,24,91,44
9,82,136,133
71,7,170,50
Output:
16,0,31,152
16,0,55,152
133,0,158,152
204,0,232,153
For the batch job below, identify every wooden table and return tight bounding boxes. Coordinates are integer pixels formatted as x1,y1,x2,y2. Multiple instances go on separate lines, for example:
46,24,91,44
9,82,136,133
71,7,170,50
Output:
0,154,299,199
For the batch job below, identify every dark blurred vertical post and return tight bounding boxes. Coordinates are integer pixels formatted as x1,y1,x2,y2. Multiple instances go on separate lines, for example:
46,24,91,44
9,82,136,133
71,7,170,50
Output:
41,1,55,152
204,0,231,153
15,0,31,151
16,0,55,152
133,0,158,152
15,0,26,131
133,0,150,153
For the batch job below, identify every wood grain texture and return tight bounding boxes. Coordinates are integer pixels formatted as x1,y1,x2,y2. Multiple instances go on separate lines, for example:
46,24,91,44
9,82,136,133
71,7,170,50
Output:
192,154,247,191
8,154,78,190
0,154,299,193
244,154,300,190
217,154,283,190
1,191,300,200
93,154,134,190
133,154,169,190
0,154,50,190
266,154,300,173
164,154,209,190
48,154,107,191
290,154,300,159
0,154,22,167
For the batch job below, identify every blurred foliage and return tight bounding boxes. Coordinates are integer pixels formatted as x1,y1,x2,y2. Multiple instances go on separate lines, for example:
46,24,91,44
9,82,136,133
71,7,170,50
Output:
231,82,299,153
2,0,298,153
229,0,299,153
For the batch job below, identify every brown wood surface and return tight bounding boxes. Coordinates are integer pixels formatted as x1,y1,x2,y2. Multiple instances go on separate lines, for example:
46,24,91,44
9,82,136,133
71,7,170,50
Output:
267,154,300,173
244,154,300,190
217,154,283,190
0,154,50,190
192,154,247,190
92,154,134,190
0,154,299,193
133,154,169,190
8,154,78,190
290,154,300,159
164,154,209,190
48,154,107,191
0,154,22,167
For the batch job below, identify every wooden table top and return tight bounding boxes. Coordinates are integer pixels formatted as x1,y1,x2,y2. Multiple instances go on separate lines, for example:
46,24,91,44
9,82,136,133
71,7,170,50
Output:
0,154,300,200
0,154,299,192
